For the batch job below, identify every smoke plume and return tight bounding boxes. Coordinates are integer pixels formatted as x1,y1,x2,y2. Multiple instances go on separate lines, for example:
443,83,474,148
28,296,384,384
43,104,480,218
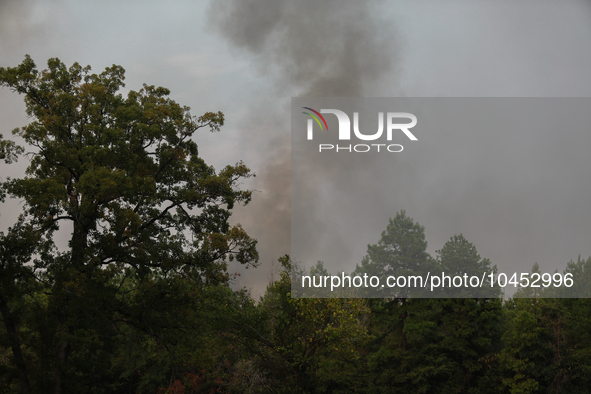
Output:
208,0,398,293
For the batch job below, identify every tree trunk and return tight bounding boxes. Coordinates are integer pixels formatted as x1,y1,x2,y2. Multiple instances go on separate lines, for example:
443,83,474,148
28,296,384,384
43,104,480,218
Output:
400,299,408,351
400,310,408,351
53,219,85,394
54,338,70,394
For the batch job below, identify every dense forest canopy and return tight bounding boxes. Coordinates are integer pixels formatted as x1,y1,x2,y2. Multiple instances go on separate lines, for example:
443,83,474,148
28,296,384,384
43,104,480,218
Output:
1,57,591,394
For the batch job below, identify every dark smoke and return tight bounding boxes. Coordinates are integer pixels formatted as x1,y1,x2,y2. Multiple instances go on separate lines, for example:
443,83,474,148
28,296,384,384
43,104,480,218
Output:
208,0,398,293
210,0,396,97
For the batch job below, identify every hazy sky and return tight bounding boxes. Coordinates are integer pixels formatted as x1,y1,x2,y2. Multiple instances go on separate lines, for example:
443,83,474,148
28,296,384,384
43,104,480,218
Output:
1,0,591,297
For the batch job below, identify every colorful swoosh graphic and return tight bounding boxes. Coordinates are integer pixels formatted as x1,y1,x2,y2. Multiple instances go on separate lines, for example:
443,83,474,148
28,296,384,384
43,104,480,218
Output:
302,107,328,131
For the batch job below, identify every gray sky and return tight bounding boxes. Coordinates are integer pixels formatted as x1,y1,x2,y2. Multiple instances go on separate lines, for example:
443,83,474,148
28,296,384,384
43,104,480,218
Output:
1,0,591,297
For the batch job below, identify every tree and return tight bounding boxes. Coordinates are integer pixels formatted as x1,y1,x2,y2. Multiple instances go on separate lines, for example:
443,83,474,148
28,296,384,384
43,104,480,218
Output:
436,233,500,297
0,220,44,394
360,220,504,393
240,256,369,393
356,212,431,392
0,56,258,393
355,210,432,298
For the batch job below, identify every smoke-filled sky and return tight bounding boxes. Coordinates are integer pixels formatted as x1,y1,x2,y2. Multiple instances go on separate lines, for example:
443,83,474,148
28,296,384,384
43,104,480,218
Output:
1,0,591,297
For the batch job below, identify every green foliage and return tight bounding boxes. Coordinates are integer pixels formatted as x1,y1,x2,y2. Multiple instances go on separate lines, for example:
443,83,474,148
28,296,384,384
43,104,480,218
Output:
0,134,23,165
3,57,591,394
358,210,429,276
499,296,591,393
245,256,370,393
361,218,504,393
356,210,433,298
558,256,591,298
436,234,500,298
0,56,257,393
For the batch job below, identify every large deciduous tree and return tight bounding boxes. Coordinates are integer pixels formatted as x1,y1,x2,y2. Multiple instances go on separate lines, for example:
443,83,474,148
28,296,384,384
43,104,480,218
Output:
0,56,257,393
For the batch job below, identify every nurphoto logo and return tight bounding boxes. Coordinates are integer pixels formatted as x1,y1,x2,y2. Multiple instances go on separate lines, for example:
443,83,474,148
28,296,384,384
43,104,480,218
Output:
302,107,418,153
